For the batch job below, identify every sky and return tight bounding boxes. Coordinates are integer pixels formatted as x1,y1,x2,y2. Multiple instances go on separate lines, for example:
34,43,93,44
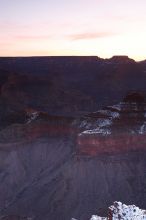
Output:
0,0,146,60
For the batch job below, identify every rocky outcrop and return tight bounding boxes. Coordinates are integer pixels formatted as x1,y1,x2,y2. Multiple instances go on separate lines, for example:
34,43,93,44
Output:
77,92,146,156
108,201,146,220
73,202,146,220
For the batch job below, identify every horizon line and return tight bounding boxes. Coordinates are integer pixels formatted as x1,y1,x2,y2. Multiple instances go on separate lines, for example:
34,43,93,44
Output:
0,55,145,62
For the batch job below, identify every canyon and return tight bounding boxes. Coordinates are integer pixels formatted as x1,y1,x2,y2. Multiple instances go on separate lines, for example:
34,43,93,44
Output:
0,56,146,220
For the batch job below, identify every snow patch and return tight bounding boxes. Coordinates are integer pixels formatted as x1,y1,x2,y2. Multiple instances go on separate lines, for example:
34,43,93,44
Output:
79,120,92,129
96,118,112,127
109,201,146,220
97,110,120,119
26,112,39,124
139,122,146,134
79,128,111,136
90,215,107,220
110,103,122,111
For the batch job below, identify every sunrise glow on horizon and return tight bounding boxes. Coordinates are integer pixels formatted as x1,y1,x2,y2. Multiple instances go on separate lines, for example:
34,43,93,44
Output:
1,0,146,61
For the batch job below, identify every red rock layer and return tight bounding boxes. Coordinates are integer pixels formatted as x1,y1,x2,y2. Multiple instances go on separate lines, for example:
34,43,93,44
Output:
77,133,146,156
0,119,75,150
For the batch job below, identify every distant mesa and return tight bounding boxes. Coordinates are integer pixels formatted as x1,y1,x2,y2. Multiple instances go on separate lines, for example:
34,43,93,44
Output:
108,55,135,63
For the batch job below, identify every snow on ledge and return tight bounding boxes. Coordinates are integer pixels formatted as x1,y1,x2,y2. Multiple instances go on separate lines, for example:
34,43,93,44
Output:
72,201,146,220
26,111,39,124
108,201,146,220
79,128,111,136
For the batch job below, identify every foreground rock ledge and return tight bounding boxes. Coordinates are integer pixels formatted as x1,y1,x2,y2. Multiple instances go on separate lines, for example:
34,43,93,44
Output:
72,201,146,220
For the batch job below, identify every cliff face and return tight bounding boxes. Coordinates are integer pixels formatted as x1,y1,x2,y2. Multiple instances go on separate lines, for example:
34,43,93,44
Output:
78,133,146,155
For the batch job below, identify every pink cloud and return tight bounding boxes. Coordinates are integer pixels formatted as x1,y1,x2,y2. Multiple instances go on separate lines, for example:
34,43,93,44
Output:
68,31,116,40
